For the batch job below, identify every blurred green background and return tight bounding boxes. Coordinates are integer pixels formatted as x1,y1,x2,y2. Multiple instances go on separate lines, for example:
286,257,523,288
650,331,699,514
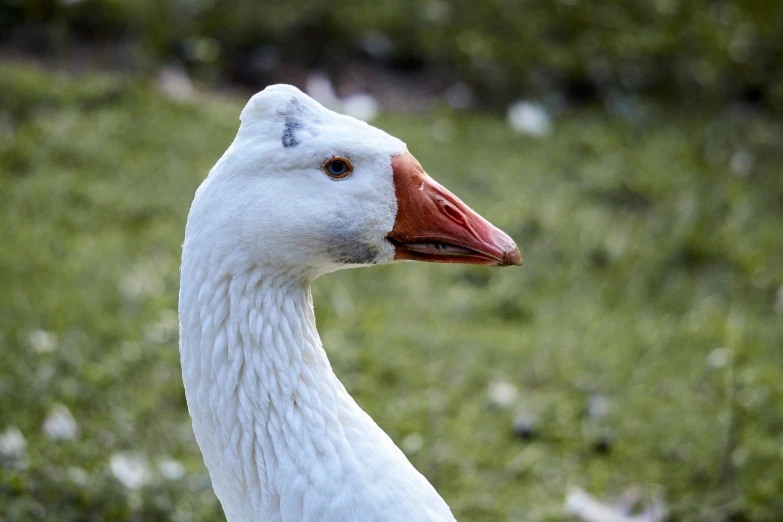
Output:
1,1,783,521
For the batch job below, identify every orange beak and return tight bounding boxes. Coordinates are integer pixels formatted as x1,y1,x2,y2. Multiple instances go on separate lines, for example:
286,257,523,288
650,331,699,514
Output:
386,152,522,267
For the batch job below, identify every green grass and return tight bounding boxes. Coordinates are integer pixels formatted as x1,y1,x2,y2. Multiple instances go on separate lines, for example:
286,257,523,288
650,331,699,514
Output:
1,63,782,521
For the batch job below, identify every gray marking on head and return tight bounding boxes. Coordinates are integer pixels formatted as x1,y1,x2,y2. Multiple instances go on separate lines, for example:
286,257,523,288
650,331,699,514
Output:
324,222,379,265
326,238,379,265
278,97,315,149
282,118,303,148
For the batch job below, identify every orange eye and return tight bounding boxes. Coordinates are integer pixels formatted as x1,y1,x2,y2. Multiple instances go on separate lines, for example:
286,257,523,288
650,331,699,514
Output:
322,156,353,179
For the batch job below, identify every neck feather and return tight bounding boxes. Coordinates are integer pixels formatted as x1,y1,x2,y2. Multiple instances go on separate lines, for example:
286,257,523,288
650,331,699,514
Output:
180,264,340,517
179,260,454,522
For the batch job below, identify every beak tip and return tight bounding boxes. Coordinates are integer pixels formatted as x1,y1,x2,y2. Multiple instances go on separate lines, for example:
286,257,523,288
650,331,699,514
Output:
501,246,523,267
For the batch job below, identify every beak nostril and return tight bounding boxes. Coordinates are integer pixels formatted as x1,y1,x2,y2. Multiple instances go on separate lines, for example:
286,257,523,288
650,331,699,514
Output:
442,204,465,225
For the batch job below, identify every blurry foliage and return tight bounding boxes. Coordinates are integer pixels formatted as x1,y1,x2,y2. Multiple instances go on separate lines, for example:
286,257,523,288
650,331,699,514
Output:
1,63,783,521
2,0,783,107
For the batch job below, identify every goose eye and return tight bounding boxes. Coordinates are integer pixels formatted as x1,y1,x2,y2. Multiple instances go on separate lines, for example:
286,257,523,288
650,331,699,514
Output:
323,157,353,179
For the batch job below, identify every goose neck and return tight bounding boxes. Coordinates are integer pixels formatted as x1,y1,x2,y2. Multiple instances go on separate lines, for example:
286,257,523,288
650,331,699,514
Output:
179,265,348,520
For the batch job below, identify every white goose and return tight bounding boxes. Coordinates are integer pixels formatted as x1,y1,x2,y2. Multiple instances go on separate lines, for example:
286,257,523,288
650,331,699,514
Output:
179,84,522,522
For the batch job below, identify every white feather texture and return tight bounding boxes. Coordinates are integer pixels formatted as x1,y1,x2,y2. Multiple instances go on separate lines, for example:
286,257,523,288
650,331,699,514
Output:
179,85,456,521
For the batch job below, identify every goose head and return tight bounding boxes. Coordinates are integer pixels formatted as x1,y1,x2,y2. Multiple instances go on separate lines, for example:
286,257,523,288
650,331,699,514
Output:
188,84,521,277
